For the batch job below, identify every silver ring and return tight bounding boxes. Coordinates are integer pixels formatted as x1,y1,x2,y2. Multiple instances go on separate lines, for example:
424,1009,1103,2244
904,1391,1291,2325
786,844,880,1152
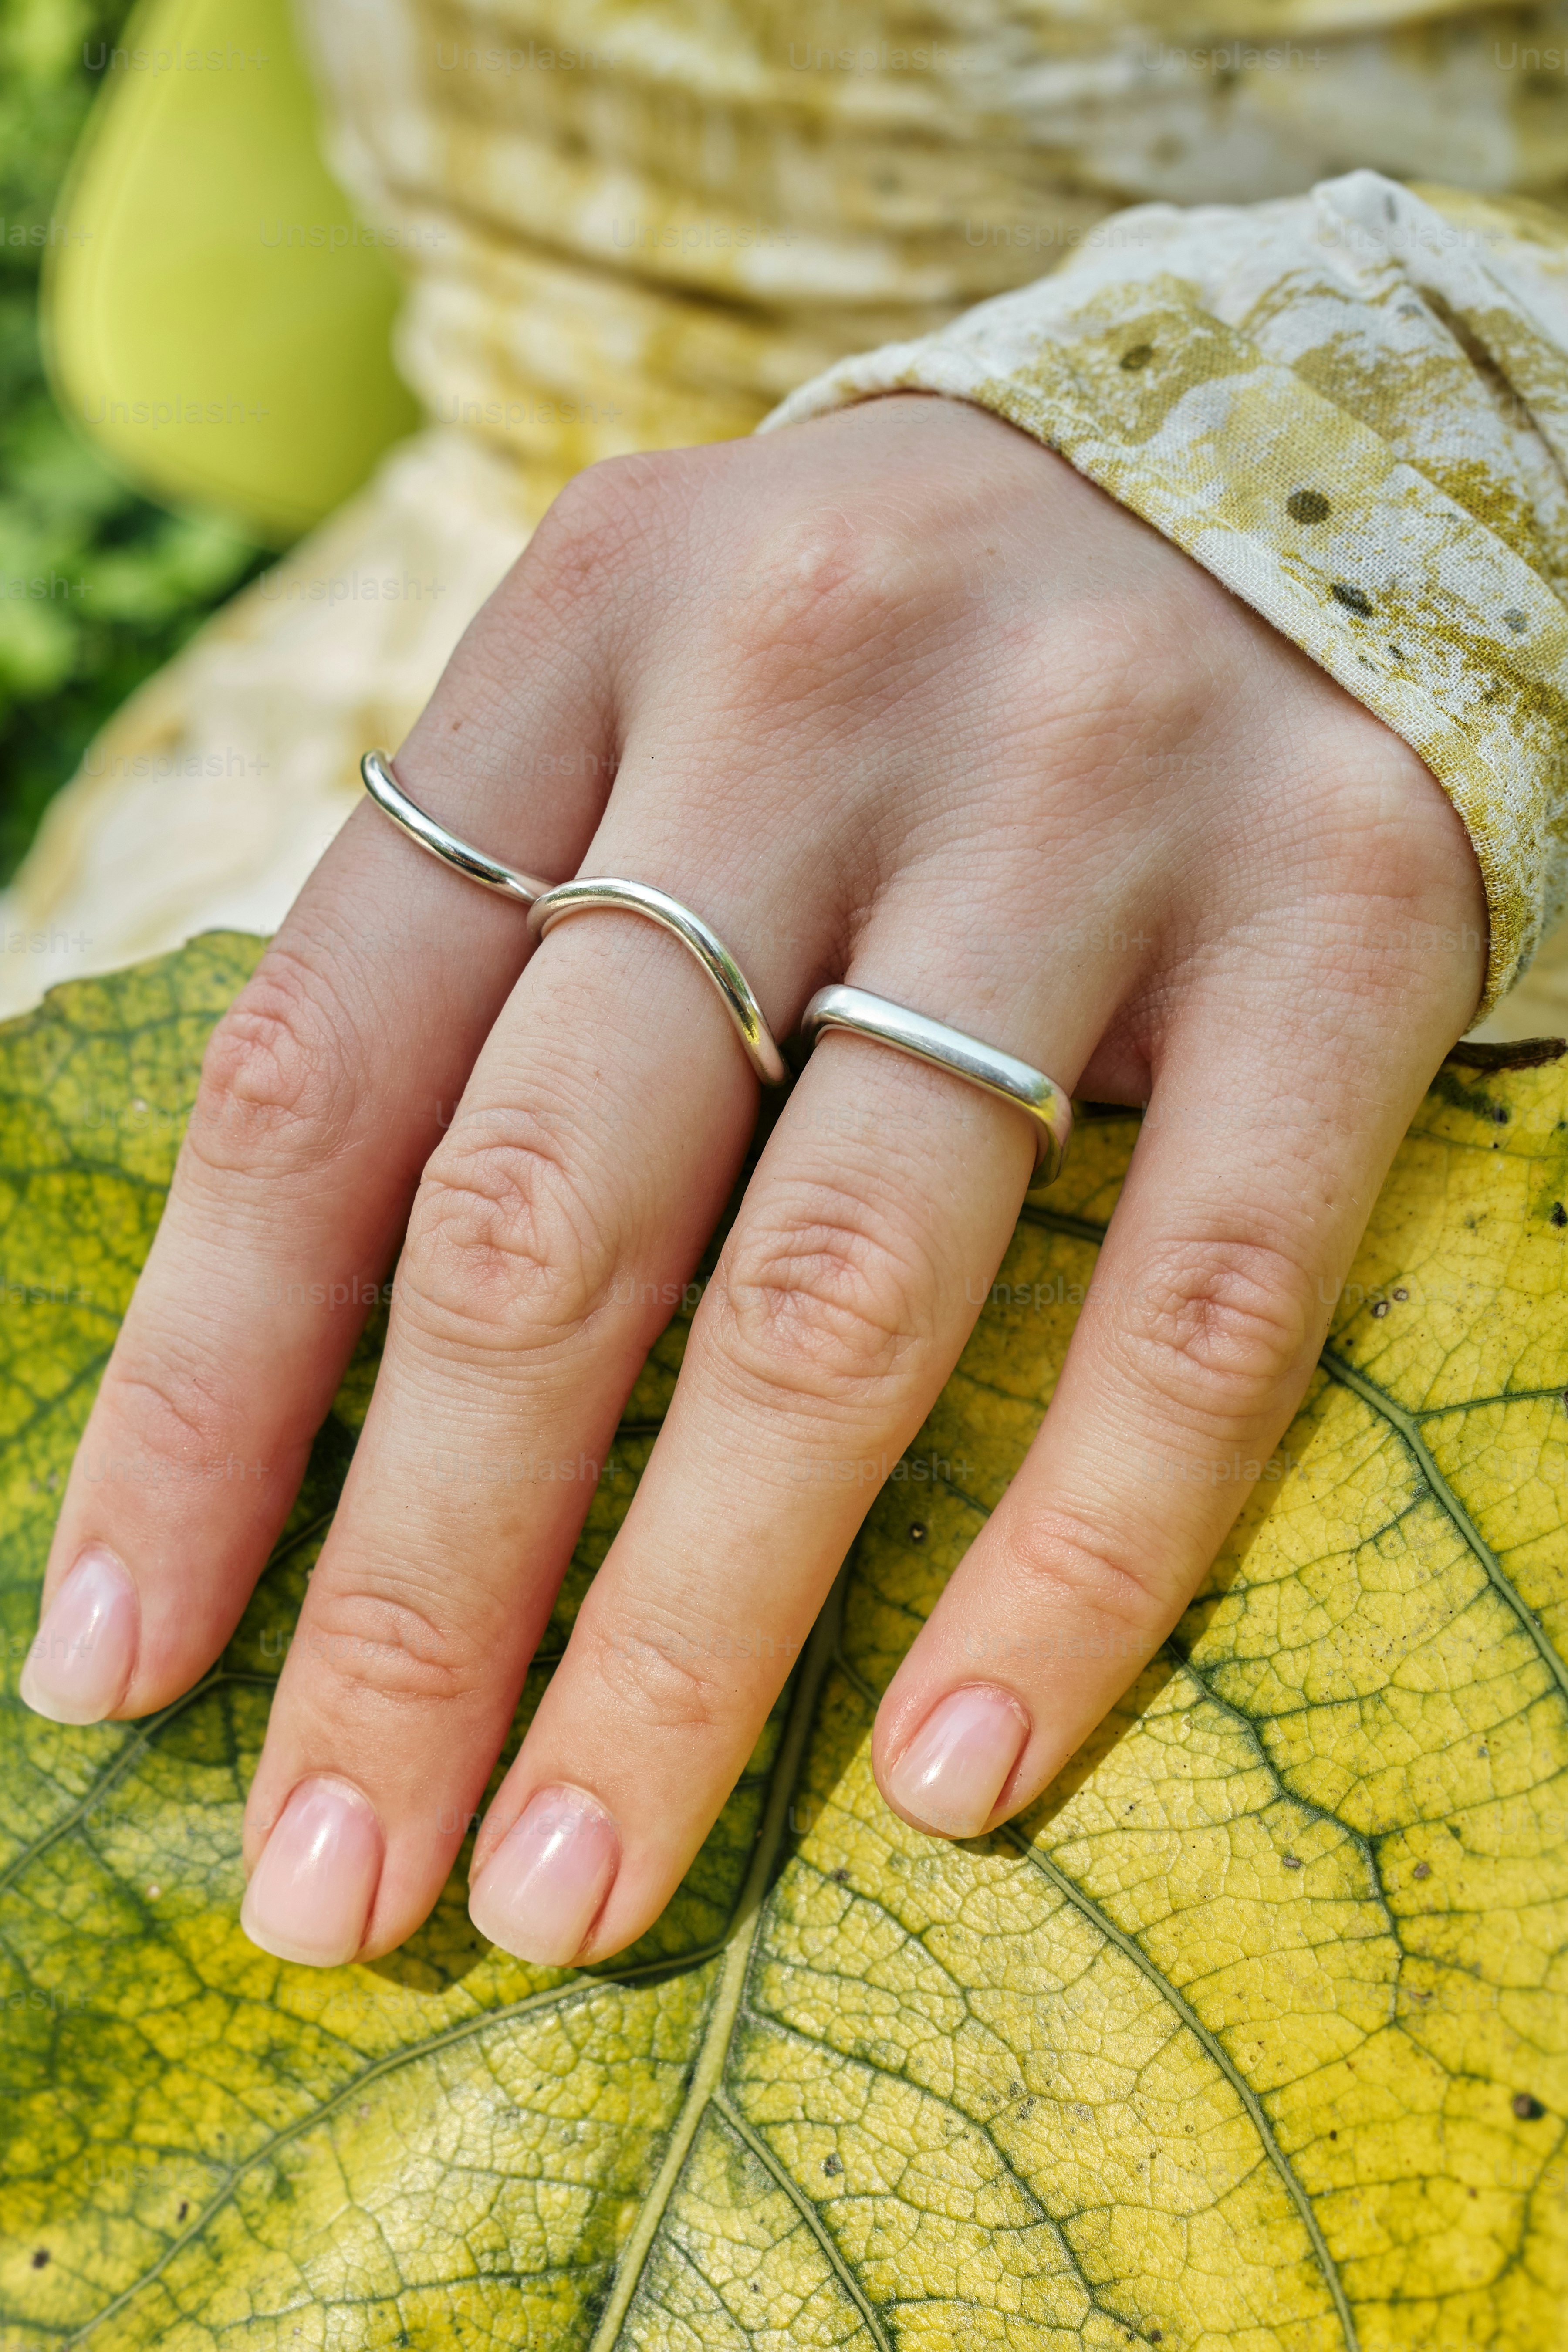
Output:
361,750,554,906
801,983,1072,1182
528,879,787,1086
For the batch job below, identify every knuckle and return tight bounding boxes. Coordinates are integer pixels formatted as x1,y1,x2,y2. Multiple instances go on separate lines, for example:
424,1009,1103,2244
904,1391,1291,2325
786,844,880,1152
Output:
1000,1507,1180,1625
710,1189,928,1408
400,1127,618,1357
1043,599,1217,776
190,946,356,1180
572,1609,730,1740
526,453,679,600
732,506,906,682
92,1345,235,1477
295,1577,488,1708
1119,1237,1317,1419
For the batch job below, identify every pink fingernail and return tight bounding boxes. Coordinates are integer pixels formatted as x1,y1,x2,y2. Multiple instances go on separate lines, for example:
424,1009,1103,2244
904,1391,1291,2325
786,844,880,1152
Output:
20,1547,139,1724
885,1685,1030,1837
469,1787,620,1967
240,1778,383,1967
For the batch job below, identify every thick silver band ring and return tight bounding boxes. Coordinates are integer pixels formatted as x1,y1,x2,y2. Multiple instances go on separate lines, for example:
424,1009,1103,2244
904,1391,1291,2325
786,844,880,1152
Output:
361,750,554,906
801,983,1072,1183
361,750,784,1084
528,880,787,1085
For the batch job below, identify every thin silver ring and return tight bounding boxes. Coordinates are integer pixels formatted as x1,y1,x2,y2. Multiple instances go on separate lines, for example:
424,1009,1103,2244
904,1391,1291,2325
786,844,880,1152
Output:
362,749,784,1085
801,983,1072,1183
528,879,787,1086
361,750,554,906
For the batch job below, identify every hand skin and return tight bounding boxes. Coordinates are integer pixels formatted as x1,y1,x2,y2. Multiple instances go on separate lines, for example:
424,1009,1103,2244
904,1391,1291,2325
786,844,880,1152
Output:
20,393,1484,1970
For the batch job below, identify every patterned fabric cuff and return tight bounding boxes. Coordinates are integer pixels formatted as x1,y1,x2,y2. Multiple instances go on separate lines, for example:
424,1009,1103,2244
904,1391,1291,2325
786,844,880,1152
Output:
762,170,1568,1019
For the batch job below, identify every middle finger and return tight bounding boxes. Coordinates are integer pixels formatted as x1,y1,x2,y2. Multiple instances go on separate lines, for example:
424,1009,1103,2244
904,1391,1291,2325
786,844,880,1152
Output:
237,899,775,1966
466,924,1118,1965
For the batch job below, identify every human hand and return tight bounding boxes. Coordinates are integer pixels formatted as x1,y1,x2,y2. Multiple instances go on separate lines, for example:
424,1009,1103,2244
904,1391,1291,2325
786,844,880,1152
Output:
21,393,1485,1967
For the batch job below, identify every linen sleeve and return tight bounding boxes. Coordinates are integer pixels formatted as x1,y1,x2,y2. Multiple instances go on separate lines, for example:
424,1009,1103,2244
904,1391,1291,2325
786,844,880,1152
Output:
762,169,1568,1018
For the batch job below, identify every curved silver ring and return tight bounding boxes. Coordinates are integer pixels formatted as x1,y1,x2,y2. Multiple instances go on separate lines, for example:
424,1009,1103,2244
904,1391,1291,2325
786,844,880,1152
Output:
361,750,554,906
801,983,1072,1183
528,879,787,1087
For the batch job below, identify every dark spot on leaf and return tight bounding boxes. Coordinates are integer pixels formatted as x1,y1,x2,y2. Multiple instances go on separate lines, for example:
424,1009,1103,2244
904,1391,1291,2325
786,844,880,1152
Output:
1287,489,1331,523
909,1523,926,1543
1413,1861,1431,1880
823,2153,843,2175
1504,608,1530,632
1331,582,1374,616
1329,2130,1337,2139
1372,1300,1389,1318
30,2250,48,2269
1514,2093,1547,2120
1552,1203,1567,1227
177,2200,188,2220
1393,1285,1408,1299
1120,342,1154,370
1492,1103,1510,1123
831,1867,849,1884
1282,1854,1302,1869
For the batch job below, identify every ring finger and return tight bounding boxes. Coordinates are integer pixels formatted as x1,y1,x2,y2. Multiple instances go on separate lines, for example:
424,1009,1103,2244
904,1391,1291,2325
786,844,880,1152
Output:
463,923,1115,1967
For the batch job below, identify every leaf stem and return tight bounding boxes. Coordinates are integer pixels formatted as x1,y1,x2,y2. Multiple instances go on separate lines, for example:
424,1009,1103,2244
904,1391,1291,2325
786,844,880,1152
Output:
1007,1829,1361,2352
1320,1346,1568,1705
585,1565,847,2349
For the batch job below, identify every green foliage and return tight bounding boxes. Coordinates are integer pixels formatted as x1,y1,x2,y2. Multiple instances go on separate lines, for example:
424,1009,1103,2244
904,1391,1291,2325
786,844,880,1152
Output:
0,936,1566,2348
0,0,265,885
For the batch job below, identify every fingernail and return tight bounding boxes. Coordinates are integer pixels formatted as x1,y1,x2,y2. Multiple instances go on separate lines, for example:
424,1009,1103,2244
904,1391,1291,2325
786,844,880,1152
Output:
19,1547,139,1724
885,1685,1031,1837
469,1786,620,1967
240,1778,383,1967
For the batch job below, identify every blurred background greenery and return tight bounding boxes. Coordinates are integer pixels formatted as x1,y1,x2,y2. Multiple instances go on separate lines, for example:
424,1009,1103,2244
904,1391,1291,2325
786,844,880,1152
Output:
0,0,267,886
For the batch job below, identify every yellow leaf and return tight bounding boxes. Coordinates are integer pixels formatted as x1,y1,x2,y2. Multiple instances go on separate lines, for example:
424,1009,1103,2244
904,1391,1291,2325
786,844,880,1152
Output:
0,936,1564,2350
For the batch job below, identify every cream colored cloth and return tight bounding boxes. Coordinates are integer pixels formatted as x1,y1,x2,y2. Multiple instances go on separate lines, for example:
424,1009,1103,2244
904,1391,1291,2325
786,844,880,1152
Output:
0,432,527,1017
10,0,1568,1032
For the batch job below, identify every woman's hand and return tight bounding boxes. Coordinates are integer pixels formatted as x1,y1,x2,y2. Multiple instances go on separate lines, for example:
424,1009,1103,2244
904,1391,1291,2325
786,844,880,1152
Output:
20,393,1484,1968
